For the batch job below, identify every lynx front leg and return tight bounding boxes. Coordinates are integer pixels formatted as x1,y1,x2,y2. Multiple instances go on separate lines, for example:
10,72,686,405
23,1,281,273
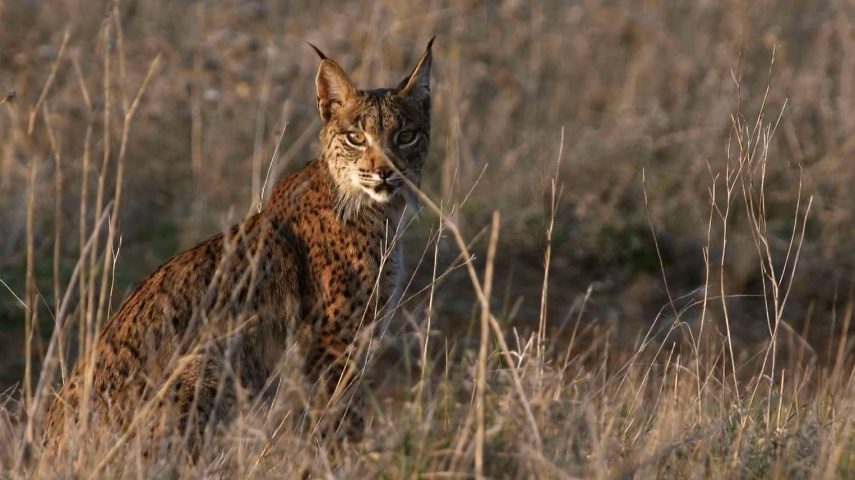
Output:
303,336,367,441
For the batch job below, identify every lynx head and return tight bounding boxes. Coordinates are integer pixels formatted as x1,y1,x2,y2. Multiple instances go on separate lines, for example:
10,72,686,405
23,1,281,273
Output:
312,39,433,219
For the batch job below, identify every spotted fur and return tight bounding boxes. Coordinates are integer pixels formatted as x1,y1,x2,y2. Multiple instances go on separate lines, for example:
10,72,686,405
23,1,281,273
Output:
43,39,434,450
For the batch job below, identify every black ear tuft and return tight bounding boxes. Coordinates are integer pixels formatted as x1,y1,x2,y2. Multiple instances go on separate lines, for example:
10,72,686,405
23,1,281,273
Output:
307,42,328,60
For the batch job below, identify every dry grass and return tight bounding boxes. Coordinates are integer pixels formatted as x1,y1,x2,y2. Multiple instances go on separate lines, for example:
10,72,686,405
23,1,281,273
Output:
1,0,855,478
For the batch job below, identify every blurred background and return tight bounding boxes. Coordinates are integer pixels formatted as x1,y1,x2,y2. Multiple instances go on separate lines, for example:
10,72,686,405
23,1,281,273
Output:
0,0,853,392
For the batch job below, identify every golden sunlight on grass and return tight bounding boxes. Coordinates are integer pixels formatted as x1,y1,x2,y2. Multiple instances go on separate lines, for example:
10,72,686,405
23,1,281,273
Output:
1,1,854,478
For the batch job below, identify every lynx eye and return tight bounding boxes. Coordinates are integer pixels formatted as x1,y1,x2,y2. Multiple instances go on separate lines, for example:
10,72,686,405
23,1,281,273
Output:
345,131,366,148
396,129,418,146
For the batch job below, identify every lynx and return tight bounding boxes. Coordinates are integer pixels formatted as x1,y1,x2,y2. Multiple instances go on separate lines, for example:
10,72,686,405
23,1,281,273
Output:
43,39,434,452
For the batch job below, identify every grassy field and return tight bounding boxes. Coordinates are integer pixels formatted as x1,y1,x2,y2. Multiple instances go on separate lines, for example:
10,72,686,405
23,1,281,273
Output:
1,0,854,477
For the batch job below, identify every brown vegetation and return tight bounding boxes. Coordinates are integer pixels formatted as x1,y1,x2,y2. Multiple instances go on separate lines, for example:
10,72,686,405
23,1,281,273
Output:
1,0,854,477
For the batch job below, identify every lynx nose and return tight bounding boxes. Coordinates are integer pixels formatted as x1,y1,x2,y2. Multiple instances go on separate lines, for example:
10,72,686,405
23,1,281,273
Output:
377,168,394,181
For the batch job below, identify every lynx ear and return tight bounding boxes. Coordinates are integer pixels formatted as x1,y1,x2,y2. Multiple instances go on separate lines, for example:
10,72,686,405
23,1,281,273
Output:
312,45,357,122
399,37,434,102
